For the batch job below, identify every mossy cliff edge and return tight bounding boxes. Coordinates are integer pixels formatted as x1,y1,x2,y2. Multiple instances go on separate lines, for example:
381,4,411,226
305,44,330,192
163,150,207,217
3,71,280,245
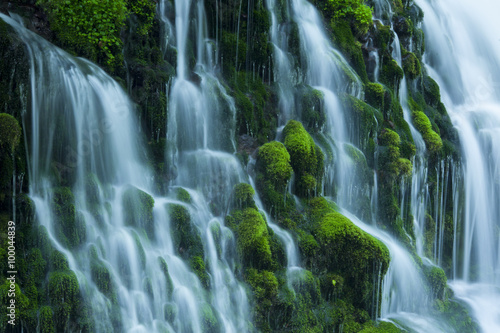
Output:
0,0,476,332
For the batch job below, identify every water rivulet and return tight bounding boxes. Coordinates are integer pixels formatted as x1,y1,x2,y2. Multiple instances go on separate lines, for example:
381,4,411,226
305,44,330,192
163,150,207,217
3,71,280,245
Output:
0,0,498,332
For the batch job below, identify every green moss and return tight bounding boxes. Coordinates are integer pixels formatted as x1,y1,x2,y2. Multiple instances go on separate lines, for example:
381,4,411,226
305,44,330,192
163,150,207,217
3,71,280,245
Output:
299,86,325,133
175,187,192,203
256,141,293,191
168,204,203,258
122,186,155,238
245,268,278,328
314,210,389,311
380,59,404,92
402,52,421,80
323,0,373,36
50,250,70,272
48,270,80,331
229,208,273,270
283,120,324,197
0,113,21,151
365,83,385,111
342,94,383,154
39,306,56,333
51,187,86,248
424,265,447,300
232,183,257,210
330,19,369,82
190,256,210,289
412,111,443,153
423,75,441,107
201,303,220,333
359,321,403,332
158,257,173,299
0,282,29,331
85,173,101,206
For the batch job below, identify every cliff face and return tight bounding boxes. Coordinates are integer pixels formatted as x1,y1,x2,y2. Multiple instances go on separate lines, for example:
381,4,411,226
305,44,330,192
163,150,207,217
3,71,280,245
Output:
0,1,476,332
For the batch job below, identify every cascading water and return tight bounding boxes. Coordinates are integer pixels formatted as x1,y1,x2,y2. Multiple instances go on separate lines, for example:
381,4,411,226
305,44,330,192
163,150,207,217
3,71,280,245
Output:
415,0,500,331
3,6,253,331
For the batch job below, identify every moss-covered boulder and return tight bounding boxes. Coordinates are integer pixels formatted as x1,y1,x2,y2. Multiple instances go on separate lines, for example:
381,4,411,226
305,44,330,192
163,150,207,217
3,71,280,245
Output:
48,270,80,331
313,209,389,311
412,110,443,154
403,52,421,80
51,187,86,248
255,141,295,217
227,207,273,270
282,120,324,197
168,203,204,259
122,186,155,238
231,183,257,210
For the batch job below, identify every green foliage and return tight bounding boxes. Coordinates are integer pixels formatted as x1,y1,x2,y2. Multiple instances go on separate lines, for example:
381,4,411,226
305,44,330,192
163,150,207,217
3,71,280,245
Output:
122,186,155,238
325,0,373,35
125,0,156,35
283,120,324,197
37,0,128,70
412,110,443,153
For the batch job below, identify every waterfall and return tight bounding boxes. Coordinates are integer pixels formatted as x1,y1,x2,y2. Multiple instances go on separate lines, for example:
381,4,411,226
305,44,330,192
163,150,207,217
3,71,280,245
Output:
415,0,500,331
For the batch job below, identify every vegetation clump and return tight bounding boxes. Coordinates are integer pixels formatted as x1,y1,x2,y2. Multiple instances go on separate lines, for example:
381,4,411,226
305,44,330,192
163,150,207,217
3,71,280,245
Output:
283,120,324,197
412,110,443,153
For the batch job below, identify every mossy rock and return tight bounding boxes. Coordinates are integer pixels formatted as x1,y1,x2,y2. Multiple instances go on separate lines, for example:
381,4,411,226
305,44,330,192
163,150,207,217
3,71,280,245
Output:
330,19,369,83
48,270,80,331
256,141,293,192
402,52,421,80
365,83,385,111
168,204,203,258
0,113,21,151
232,183,257,210
158,256,174,299
282,120,324,197
412,110,443,154
245,268,278,328
380,58,403,92
201,303,221,333
39,306,56,333
175,187,192,203
314,210,389,310
228,207,273,270
298,85,325,133
122,186,155,238
424,265,447,300
190,256,210,289
51,187,86,248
